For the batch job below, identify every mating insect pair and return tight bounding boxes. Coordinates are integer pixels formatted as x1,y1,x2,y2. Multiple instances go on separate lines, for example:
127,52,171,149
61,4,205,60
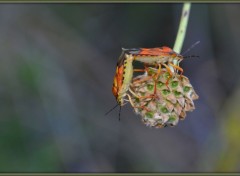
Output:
109,46,185,120
107,41,200,124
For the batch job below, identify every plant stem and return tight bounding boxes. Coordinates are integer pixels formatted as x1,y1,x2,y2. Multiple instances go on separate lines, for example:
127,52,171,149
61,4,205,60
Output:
172,3,191,66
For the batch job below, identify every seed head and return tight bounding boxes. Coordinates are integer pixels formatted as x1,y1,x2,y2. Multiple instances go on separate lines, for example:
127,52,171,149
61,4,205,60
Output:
130,68,198,128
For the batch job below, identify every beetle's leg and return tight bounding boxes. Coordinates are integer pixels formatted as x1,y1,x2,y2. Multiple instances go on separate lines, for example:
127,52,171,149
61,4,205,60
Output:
162,63,173,88
153,64,162,94
129,88,140,98
134,64,154,74
126,94,151,112
131,73,158,100
135,64,162,95
129,86,157,108
131,64,163,100
129,87,156,100
169,63,183,79
133,69,146,72
139,94,156,100
124,94,134,107
132,75,153,85
130,63,164,102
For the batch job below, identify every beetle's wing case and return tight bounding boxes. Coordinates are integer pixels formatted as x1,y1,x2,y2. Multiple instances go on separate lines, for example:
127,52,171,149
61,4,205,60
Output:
132,47,183,64
112,50,126,100
117,50,126,67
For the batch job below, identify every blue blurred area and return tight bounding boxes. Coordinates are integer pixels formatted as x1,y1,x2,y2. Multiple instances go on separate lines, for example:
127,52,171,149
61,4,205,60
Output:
0,3,239,172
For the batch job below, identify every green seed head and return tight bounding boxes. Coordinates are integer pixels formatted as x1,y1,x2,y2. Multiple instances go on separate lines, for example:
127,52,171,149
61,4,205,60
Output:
183,86,191,92
147,84,154,91
164,72,170,79
145,112,154,118
157,82,164,88
161,107,169,114
168,115,176,123
171,81,179,88
162,89,170,95
174,91,181,97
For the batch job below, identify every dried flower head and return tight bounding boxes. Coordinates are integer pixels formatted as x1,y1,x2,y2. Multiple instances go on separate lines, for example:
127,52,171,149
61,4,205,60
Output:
130,67,198,128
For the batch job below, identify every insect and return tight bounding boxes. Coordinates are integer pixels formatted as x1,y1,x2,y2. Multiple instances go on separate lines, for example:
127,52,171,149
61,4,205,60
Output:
112,50,134,107
124,46,184,79
106,50,138,120
107,49,151,119
127,40,201,78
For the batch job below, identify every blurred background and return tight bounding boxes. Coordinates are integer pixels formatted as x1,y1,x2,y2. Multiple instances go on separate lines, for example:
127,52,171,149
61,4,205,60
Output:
0,3,239,172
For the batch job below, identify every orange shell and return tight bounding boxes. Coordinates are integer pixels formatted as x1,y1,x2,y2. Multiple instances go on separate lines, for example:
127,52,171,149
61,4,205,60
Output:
112,65,124,99
138,47,174,56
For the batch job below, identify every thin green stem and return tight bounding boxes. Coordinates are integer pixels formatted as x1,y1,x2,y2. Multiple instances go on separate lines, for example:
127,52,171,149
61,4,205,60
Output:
172,3,191,66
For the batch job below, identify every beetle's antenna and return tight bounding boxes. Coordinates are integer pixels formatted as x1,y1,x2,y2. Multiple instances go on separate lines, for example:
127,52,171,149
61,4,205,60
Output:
119,106,122,121
105,103,119,116
182,41,200,56
183,55,200,59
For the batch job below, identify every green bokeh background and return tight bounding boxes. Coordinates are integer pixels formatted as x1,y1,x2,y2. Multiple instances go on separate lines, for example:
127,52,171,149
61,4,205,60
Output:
0,3,239,172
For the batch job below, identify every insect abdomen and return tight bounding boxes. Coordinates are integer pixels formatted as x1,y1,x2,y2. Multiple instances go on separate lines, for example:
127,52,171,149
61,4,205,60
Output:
134,55,169,64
